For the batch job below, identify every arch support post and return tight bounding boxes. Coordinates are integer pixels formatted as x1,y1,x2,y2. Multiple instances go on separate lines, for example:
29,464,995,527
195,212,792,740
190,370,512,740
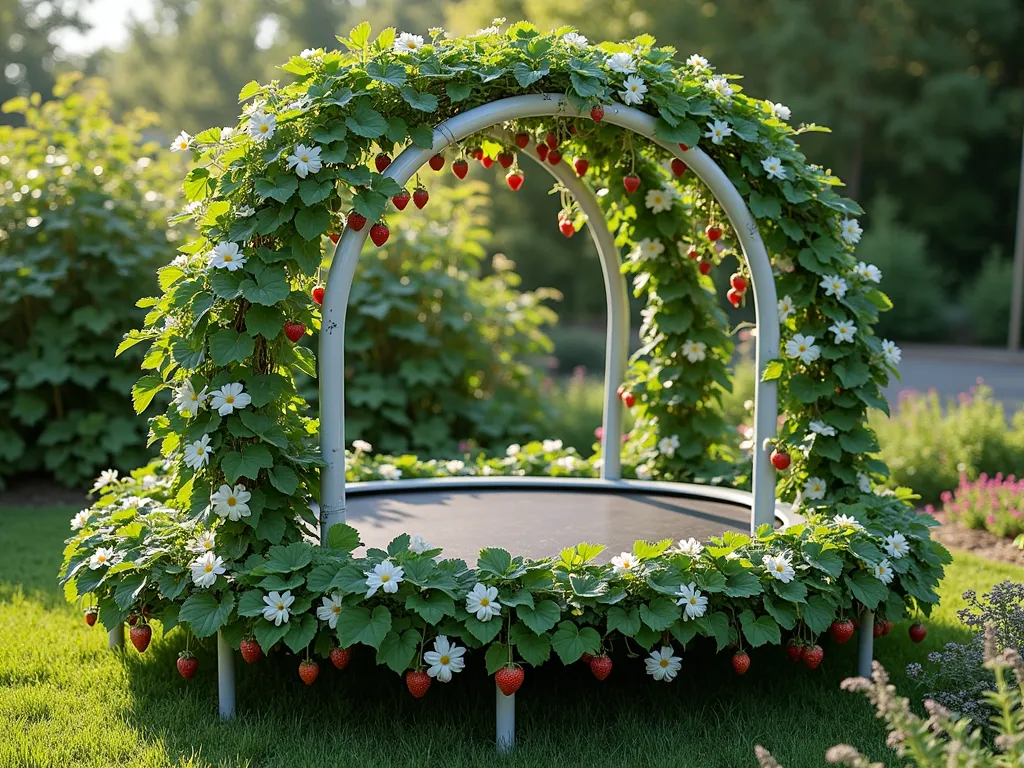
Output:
496,683,515,753
857,607,874,678
218,629,236,720
107,623,123,651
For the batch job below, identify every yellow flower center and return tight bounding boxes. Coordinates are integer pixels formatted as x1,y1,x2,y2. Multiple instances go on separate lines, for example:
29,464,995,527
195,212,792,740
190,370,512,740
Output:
97,554,106,563
225,395,235,404
276,603,284,610
300,154,309,162
776,564,785,572
227,497,236,506
381,575,390,583
204,564,214,573
332,605,341,615
196,447,205,455
798,344,807,352
259,124,269,133
689,598,697,605
440,655,450,665
223,254,233,262
659,658,669,668
480,597,489,607
189,393,198,402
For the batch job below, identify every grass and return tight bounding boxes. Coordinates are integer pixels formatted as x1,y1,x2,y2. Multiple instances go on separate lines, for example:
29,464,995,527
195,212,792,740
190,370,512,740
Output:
1,506,1021,768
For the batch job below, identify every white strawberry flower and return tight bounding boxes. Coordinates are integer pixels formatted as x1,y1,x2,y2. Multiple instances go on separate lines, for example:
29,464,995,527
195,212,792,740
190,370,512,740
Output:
769,102,791,121
820,274,849,299
352,439,373,453
91,469,119,493
676,582,708,620
681,339,707,363
190,551,225,588
183,435,213,470
883,531,910,559
188,530,217,554
174,379,208,418
465,583,502,621
285,143,322,178
423,635,466,682
677,537,704,556
704,119,733,145
605,52,636,73
209,382,251,416
505,443,521,457
212,483,251,521
785,333,821,364
777,295,795,322
839,218,863,244
853,261,882,283
316,592,344,628
828,319,857,344
169,131,193,153
408,535,432,554
394,33,425,53
705,75,734,98
762,551,795,583
247,111,276,143
761,156,786,180
445,459,466,475
542,439,563,452
858,473,873,493
365,559,404,598
644,187,674,214
873,559,895,585
658,435,681,457
803,476,827,500
300,48,323,60
631,238,665,262
832,514,864,531
611,552,641,574
645,646,682,682
635,464,653,481
620,75,648,105
71,510,90,530
686,54,709,70
209,242,246,271
89,547,115,569
881,340,902,367
562,32,588,48
377,463,402,480
808,421,837,437
262,590,294,625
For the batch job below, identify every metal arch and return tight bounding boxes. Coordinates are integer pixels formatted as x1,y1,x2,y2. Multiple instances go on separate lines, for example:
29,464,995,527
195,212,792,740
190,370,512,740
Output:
319,93,780,540
489,129,630,480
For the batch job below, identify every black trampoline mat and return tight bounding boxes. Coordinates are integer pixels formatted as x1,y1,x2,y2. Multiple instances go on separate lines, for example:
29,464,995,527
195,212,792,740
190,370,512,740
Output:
344,488,752,563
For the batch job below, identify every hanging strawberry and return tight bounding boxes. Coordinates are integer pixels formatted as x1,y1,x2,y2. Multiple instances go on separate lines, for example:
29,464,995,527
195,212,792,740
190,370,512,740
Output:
413,187,429,209
375,154,391,172
505,171,524,191
452,159,469,179
428,153,445,171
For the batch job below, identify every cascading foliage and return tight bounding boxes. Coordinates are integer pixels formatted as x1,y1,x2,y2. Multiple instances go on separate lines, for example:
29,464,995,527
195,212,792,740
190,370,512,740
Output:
60,21,949,684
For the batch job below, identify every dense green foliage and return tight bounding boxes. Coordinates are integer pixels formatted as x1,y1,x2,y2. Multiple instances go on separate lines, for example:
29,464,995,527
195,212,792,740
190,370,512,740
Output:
58,24,947,683
0,75,182,486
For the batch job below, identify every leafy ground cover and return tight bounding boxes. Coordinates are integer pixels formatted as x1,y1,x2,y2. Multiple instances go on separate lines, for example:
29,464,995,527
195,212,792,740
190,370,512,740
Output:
3,504,1020,768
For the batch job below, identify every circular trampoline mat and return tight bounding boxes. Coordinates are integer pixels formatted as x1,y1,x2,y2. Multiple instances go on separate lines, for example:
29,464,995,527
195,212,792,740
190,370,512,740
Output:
343,487,753,563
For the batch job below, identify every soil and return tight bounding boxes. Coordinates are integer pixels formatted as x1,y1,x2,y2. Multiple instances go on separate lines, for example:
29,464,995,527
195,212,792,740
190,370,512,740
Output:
0,475,88,509
930,511,1024,567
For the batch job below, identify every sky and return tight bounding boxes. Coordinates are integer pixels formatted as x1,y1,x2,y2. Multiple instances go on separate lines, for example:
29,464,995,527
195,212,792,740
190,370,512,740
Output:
54,0,153,53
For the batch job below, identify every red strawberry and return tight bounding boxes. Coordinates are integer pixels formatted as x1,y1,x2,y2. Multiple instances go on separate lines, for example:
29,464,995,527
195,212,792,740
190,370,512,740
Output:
581,652,594,665
413,188,429,209
545,132,559,150
727,288,742,308
375,154,391,173
671,158,688,177
240,638,262,664
312,286,325,306
706,225,723,241
536,144,549,162
732,651,751,675
828,619,855,645
679,143,689,151
590,106,605,122
558,215,575,238
84,608,98,627
299,659,319,685
497,151,515,169
623,174,641,194
347,211,367,231
428,153,445,171
452,159,469,179
329,646,352,670
284,322,306,342
406,669,431,698
481,155,494,169
177,651,198,680
328,232,340,244
495,665,524,696
471,148,484,161
770,449,791,471
392,190,411,211
730,274,748,292
514,133,530,149
686,246,699,261
370,222,390,247
699,260,712,275
802,644,824,670
883,620,894,636
505,172,524,191
786,640,804,663
622,391,636,408
130,624,152,653
574,158,589,176
127,613,139,627
590,655,613,681
909,622,927,644
547,150,562,166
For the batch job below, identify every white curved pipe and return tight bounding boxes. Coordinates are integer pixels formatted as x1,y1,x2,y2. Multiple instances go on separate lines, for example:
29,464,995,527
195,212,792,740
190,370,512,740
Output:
320,94,779,539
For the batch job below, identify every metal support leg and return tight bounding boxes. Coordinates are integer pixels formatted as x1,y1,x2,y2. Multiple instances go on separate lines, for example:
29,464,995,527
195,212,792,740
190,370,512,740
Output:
857,607,874,678
108,623,124,650
496,682,515,753
218,629,236,720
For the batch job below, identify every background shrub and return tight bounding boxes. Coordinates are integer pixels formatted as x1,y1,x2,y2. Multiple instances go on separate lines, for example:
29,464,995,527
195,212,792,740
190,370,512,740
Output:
961,251,1023,347
942,472,1024,538
0,74,182,487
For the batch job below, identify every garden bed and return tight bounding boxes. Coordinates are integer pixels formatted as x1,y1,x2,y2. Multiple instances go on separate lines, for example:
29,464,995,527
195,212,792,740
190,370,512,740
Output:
930,512,1024,567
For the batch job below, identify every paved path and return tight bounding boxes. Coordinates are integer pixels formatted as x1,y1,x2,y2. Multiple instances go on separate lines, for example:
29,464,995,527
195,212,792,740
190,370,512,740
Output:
882,344,1024,413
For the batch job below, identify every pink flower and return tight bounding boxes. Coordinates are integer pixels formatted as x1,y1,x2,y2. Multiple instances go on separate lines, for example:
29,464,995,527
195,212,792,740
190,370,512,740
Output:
594,427,604,440
987,515,997,525
924,504,935,515
940,491,953,503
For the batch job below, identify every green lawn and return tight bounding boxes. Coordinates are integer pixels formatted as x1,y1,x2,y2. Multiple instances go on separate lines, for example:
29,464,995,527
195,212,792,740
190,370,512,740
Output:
1,505,1019,768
